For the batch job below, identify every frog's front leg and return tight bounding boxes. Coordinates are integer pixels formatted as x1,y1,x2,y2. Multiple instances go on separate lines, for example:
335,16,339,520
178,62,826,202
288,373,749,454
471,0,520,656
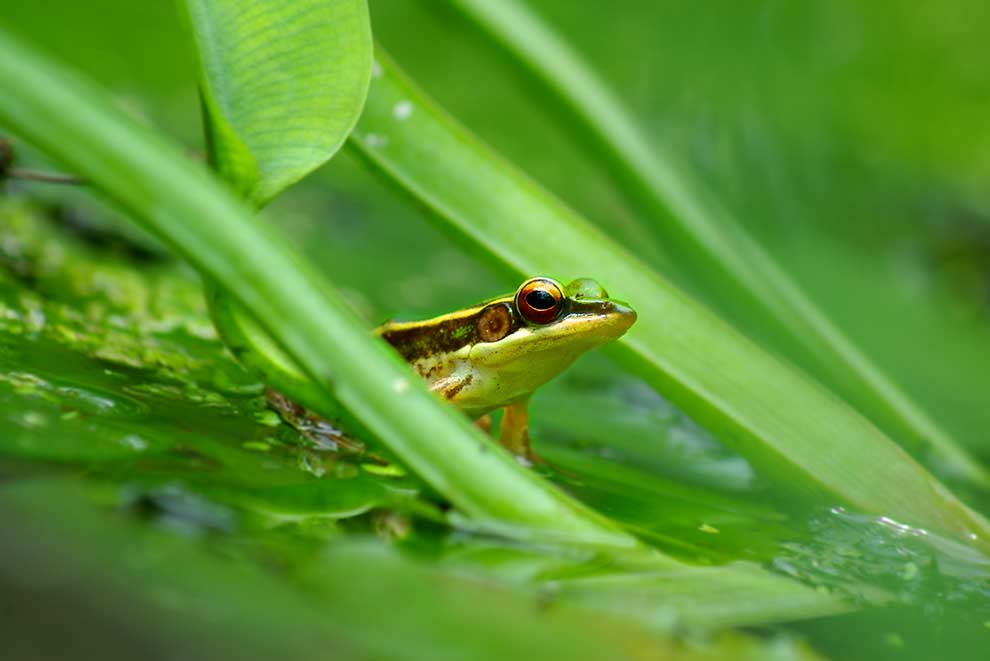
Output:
430,374,493,433
498,397,540,463
430,375,538,462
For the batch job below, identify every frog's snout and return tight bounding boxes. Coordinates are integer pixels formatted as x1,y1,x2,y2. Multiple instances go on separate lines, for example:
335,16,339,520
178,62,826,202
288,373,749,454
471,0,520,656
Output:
606,300,637,331
578,300,635,344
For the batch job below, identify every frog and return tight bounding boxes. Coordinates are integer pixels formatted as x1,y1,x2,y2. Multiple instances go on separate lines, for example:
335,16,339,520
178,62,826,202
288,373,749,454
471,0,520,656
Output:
374,276,636,462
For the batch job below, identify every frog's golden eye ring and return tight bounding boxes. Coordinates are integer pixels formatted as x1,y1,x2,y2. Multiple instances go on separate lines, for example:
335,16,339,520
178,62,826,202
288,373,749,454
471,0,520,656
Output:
515,277,564,325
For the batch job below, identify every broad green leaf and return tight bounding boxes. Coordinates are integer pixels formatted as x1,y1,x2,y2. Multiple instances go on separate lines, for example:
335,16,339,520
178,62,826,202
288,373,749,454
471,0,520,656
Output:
0,27,628,547
184,0,372,205
448,0,988,489
348,48,990,550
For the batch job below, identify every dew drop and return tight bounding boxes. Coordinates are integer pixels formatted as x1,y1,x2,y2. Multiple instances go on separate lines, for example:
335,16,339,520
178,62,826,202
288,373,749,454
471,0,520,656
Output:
392,101,413,121
120,434,148,451
364,133,388,148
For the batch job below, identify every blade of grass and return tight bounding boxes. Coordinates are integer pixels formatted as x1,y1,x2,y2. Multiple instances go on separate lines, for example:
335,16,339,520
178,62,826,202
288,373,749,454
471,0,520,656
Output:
0,27,631,547
448,0,989,488
347,47,990,549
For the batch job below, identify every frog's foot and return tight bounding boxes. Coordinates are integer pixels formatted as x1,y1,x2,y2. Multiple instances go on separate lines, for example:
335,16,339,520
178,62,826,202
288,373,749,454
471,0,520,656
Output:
265,387,376,459
498,398,544,466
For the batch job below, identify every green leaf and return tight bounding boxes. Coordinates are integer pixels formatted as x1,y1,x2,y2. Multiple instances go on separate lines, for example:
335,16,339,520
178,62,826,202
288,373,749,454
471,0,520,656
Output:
348,48,990,549
0,27,628,546
448,0,988,489
184,0,372,205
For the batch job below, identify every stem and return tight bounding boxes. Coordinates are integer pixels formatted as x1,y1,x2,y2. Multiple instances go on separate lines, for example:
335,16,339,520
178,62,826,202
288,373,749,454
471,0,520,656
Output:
0,136,85,185
8,167,85,185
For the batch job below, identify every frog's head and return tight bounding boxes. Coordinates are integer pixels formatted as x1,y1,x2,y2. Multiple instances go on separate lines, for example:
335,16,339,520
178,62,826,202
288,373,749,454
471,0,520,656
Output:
468,276,636,385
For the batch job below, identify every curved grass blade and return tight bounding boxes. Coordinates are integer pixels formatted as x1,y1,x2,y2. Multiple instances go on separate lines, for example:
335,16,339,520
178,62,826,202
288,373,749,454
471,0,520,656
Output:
348,48,990,549
0,27,633,547
184,0,372,206
448,0,988,489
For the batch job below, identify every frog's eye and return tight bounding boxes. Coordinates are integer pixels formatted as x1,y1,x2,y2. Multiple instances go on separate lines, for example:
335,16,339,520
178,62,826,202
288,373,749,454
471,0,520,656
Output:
515,277,564,325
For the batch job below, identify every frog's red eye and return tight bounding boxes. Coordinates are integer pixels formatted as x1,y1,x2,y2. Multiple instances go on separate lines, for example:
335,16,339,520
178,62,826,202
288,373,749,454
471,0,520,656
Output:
515,278,564,325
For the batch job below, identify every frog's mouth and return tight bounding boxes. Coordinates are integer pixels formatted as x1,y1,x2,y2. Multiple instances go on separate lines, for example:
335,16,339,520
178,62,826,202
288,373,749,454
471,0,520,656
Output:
554,299,637,344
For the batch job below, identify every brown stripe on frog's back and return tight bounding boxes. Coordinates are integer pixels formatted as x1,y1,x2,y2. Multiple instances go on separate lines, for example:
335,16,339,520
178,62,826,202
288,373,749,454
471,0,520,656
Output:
376,297,521,362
